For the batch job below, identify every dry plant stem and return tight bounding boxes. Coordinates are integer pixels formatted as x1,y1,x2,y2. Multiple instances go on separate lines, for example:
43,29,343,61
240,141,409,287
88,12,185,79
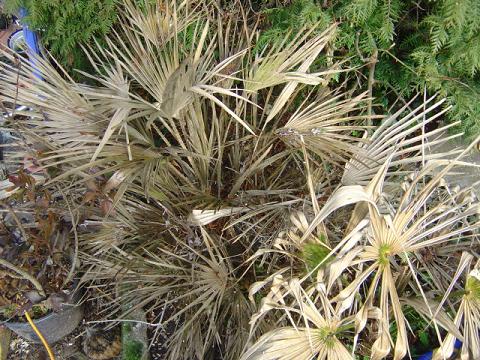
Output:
384,82,414,112
58,187,79,288
301,137,319,215
87,319,162,327
0,269,23,279
11,60,21,117
2,202,29,243
422,85,427,213
367,49,378,128
355,32,377,128
0,258,45,297
24,311,55,360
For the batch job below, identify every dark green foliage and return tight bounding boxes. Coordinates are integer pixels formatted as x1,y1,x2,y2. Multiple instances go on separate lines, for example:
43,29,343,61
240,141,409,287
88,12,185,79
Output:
122,323,145,360
4,0,118,74
257,0,480,138
123,340,144,360
255,0,332,51
389,306,434,355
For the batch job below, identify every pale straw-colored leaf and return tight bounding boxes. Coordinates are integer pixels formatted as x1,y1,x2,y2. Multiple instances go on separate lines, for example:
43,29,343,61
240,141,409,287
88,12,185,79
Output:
188,207,249,226
301,185,377,242
342,96,460,186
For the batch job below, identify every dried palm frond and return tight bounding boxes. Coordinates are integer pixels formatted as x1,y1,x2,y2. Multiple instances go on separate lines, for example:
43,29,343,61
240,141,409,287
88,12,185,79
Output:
432,252,480,360
245,24,336,93
242,278,354,360
278,94,370,164
82,227,255,360
332,163,479,359
245,158,479,360
341,95,462,186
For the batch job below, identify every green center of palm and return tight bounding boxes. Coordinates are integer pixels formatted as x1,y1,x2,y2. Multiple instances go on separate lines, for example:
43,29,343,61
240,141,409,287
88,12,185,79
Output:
302,242,331,272
378,243,393,266
317,326,338,349
466,275,480,300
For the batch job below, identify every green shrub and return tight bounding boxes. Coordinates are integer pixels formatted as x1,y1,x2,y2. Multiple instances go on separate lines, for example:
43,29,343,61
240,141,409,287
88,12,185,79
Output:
4,0,118,73
257,0,480,138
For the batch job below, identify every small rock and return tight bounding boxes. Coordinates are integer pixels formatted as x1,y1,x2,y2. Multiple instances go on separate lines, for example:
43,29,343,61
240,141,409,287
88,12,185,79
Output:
9,335,33,359
83,327,122,360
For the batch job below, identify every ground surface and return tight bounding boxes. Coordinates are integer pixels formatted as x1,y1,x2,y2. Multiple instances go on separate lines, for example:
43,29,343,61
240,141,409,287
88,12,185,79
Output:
9,326,89,360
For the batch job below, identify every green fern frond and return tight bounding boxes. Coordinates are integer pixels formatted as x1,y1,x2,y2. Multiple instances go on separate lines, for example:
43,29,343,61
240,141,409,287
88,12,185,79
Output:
342,0,378,25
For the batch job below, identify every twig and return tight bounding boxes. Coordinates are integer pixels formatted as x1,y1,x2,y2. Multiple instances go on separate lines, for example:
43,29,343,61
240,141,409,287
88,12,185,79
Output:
300,137,320,216
367,49,378,128
355,32,378,128
58,187,79,289
354,32,368,62
1,202,29,243
0,258,45,297
0,269,23,279
422,85,427,214
86,319,164,328
11,59,21,118
383,82,415,112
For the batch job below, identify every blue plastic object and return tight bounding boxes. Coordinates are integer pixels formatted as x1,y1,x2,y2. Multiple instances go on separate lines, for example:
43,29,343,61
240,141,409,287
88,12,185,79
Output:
18,8,41,56
18,8,42,80
417,350,434,360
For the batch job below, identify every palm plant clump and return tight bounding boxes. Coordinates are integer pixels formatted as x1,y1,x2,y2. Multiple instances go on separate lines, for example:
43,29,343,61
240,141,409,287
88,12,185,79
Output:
1,1,479,359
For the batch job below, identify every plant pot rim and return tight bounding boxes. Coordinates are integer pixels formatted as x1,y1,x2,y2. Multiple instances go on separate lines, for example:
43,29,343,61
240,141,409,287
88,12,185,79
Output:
4,288,84,344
